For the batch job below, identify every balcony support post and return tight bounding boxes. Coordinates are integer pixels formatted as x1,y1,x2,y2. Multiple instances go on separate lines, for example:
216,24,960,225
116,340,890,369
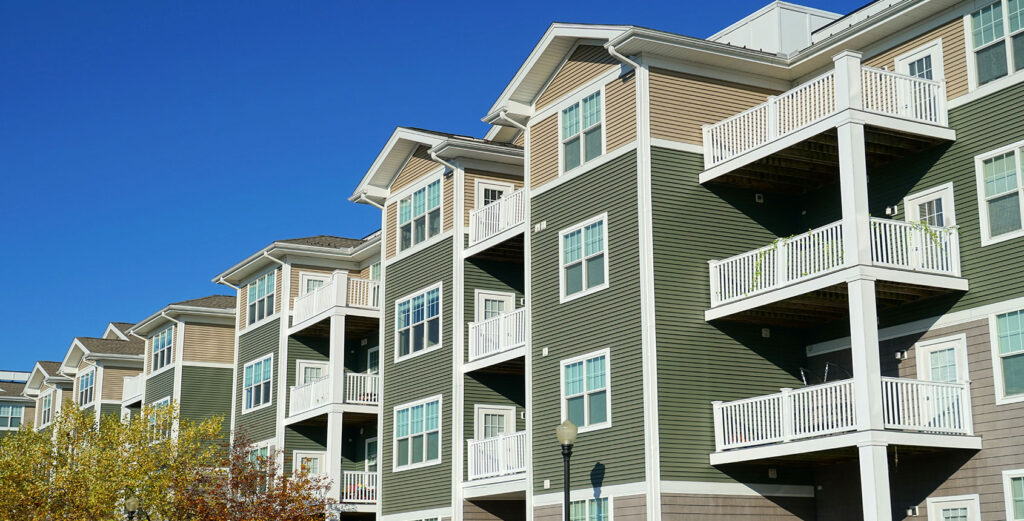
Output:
333,270,350,308
329,314,346,404
837,121,871,267
833,51,863,112
325,411,344,501
848,277,884,431
857,441,893,521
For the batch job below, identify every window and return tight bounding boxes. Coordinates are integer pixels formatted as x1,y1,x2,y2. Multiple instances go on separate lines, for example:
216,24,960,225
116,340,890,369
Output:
395,284,441,361
569,498,611,521
560,90,603,172
247,271,276,325
993,309,1024,402
393,396,441,470
969,0,1024,87
905,183,956,228
365,437,378,472
927,494,980,521
1004,469,1024,520
977,143,1024,244
299,272,330,295
475,290,514,322
561,350,610,432
474,405,515,440
78,369,95,406
475,180,513,208
40,392,53,427
243,355,273,412
152,326,173,371
0,404,23,429
398,179,442,252
296,360,328,386
293,451,325,475
559,214,609,302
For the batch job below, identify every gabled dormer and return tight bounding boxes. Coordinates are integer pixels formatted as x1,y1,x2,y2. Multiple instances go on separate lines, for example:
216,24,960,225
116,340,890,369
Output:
22,361,71,430
59,323,144,422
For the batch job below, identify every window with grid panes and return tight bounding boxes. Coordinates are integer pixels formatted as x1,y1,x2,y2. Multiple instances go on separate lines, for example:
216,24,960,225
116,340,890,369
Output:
394,398,440,469
561,91,603,172
78,370,95,405
970,0,1024,86
978,143,1024,243
399,180,441,252
1008,472,1024,520
996,310,1024,397
247,271,276,325
396,285,441,360
40,392,52,426
569,498,610,521
0,405,23,429
562,351,609,430
152,326,173,371
561,216,607,300
243,355,273,411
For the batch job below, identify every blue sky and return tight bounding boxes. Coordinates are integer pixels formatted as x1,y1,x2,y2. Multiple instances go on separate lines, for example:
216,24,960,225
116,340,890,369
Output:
0,0,863,370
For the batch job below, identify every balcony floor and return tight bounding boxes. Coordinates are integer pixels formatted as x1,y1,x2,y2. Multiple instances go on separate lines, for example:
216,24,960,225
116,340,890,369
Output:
464,231,524,260
463,475,527,500
283,405,377,426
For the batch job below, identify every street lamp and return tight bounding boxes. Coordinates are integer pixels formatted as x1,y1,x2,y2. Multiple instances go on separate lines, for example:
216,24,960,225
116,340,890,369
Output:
123,496,139,521
556,420,578,521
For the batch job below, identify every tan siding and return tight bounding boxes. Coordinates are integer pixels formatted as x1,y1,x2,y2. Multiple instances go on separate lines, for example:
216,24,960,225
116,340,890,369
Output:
385,203,398,260
605,72,637,153
649,68,777,145
61,389,73,405
144,337,153,375
463,170,524,226
615,494,646,520
22,405,34,427
392,145,439,193
464,500,526,520
513,132,525,147
274,267,282,314
862,18,969,99
529,114,559,190
353,264,371,279
183,323,234,365
101,368,138,401
289,265,335,302
661,493,815,519
536,45,618,111
238,285,247,330
443,173,454,232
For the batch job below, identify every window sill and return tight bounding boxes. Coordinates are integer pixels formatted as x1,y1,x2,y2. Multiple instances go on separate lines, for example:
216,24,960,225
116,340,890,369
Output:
243,312,281,333
577,422,611,434
394,345,443,364
149,364,175,378
981,229,1024,247
242,401,274,415
388,230,454,266
393,459,442,473
994,392,1024,406
559,282,609,304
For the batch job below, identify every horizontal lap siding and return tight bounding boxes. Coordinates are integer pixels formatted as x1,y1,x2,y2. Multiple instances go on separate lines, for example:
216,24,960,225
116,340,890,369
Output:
285,335,329,416
650,147,810,484
284,423,327,477
235,320,280,442
145,368,175,405
99,403,120,420
862,18,968,99
101,367,137,401
444,169,455,233
381,237,454,514
464,258,524,360
530,152,645,494
529,114,559,190
463,373,526,481
393,146,439,193
535,45,618,112
289,265,335,302
183,323,234,365
464,170,524,226
661,494,815,520
464,500,526,521
179,366,232,443
605,72,637,153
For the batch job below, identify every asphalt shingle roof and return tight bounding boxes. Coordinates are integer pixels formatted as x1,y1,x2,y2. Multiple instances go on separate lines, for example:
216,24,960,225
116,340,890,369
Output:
76,336,145,356
277,235,366,249
170,295,236,310
110,322,135,335
37,361,62,376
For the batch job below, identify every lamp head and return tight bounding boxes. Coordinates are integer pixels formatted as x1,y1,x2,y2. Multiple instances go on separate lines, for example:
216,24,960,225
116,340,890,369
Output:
556,420,578,446
124,496,139,513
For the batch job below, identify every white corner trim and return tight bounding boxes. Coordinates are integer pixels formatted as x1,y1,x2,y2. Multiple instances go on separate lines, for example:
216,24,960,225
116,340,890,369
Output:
532,481,647,506
380,506,453,521
531,142,637,198
650,137,703,155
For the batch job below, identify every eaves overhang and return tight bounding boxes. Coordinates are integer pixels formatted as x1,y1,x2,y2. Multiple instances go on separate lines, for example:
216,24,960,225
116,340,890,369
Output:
349,127,448,205
131,305,236,336
430,139,524,168
212,236,380,287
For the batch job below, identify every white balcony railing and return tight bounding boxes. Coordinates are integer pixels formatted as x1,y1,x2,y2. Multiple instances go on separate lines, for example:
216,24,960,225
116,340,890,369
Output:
468,307,528,362
289,373,380,416
341,471,377,503
702,63,947,168
292,273,380,325
469,188,526,246
708,218,960,307
712,377,972,452
122,373,144,403
467,431,528,481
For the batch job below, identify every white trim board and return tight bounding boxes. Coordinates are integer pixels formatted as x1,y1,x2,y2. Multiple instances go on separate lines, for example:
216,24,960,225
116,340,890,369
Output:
380,506,453,521
532,480,647,506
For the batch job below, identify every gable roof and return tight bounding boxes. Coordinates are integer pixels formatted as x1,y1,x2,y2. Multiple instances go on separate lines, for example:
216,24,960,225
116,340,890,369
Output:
213,232,380,286
131,294,239,336
278,235,366,249
169,295,237,310
23,361,69,396
38,361,61,376
75,336,145,356
0,381,32,401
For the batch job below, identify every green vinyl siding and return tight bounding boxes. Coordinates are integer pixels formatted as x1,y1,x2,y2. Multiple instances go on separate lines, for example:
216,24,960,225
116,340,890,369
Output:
464,257,525,359
236,319,280,442
342,423,378,473
145,368,174,405
179,365,232,443
81,405,95,417
381,236,454,515
99,403,121,419
530,151,646,493
286,334,329,417
463,372,525,481
284,423,327,477
650,146,811,484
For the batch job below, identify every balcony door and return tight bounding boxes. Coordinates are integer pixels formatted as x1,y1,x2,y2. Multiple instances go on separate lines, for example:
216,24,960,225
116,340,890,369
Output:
915,336,968,430
475,290,514,323
364,437,377,473
895,40,944,120
367,346,379,375
475,405,515,440
476,180,513,209
296,360,329,386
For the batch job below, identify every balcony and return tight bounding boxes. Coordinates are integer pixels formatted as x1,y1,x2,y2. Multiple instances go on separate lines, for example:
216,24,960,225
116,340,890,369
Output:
711,377,978,465
466,307,527,371
122,374,143,405
700,54,954,193
467,431,528,481
341,471,377,504
706,218,964,323
288,372,379,418
292,273,380,330
466,189,526,257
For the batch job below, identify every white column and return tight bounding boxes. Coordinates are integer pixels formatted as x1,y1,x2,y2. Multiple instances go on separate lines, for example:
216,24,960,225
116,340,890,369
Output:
333,270,349,307
326,314,346,501
857,441,892,521
325,410,344,500
848,277,884,431
837,121,871,267
833,51,863,112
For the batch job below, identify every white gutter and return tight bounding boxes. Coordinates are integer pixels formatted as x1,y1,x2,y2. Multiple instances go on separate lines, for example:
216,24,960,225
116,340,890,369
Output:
356,191,385,209
217,277,239,290
429,150,458,173
605,43,640,70
498,110,527,131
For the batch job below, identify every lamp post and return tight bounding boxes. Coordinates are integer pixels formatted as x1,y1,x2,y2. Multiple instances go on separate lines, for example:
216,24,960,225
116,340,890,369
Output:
123,496,139,521
556,420,578,521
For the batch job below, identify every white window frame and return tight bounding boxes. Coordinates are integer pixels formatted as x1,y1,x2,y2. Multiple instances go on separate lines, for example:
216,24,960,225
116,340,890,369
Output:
915,334,969,382
246,269,278,327
396,174,444,255
473,404,516,440
365,436,378,472
298,272,331,296
975,140,1024,246
392,394,444,472
295,359,329,386
367,346,380,375
895,39,946,81
474,289,515,323
393,282,444,363
558,87,606,176
152,325,174,373
558,213,610,303
990,308,1024,404
1004,468,1024,520
243,354,274,413
292,450,326,476
152,396,171,408
77,368,96,407
559,348,612,434
926,494,981,521
904,182,957,227
964,0,1024,90
0,403,24,430
474,179,514,209
39,390,54,428
565,496,614,521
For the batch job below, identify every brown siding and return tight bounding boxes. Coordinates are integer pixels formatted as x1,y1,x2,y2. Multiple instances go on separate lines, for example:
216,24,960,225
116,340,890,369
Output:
22,405,34,427
661,493,815,520
862,18,969,99
463,170,524,226
529,114,558,190
615,494,647,520
464,500,526,521
536,45,618,111
444,172,454,232
606,72,637,153
385,203,398,259
392,145,439,193
289,265,335,302
183,323,234,365
649,68,777,145
101,367,138,401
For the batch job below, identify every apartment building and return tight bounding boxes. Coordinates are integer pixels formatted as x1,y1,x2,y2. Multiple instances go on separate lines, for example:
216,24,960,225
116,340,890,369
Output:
56,322,144,423
120,296,236,439
346,0,1024,520
22,361,73,431
213,234,382,513
0,370,31,438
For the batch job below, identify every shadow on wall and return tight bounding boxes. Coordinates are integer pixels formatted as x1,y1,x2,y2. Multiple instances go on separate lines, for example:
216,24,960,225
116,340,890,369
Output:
714,321,808,382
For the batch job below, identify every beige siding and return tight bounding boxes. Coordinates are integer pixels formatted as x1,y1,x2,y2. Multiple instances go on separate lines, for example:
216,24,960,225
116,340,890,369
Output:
661,493,815,520
536,45,618,111
513,132,525,147
464,500,526,520
274,267,282,314
289,265,335,302
615,494,646,520
61,389,73,406
650,68,777,145
605,72,637,153
183,323,234,365
22,405,34,427
443,173,454,232
863,18,969,99
529,114,559,190
385,203,398,260
392,145,439,193
463,170,524,226
101,367,138,401
238,285,247,330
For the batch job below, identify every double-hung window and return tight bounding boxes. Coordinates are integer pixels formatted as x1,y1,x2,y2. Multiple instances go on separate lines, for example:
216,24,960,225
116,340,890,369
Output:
247,271,276,325
560,215,608,301
976,142,1024,244
393,396,441,470
40,392,53,426
993,309,1024,402
1004,469,1024,520
561,350,610,431
561,91,603,172
398,179,442,252
396,284,441,360
969,0,1024,86
243,355,273,412
0,405,23,429
78,370,95,406
152,326,173,371
569,498,611,521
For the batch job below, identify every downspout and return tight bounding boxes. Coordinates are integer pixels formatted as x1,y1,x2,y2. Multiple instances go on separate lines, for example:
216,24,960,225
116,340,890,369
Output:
429,149,458,173
605,43,640,70
498,110,527,131
216,277,239,290
356,191,385,210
